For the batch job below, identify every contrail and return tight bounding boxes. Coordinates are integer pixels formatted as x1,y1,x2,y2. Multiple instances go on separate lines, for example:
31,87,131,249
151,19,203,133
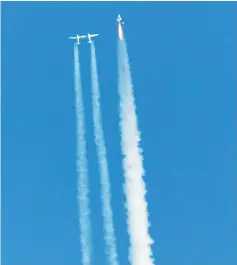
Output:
73,44,92,265
90,41,120,265
117,24,155,265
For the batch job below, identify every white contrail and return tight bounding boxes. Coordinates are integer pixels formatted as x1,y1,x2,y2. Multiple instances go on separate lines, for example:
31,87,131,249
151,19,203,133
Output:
90,41,120,265
73,44,92,265
117,25,155,265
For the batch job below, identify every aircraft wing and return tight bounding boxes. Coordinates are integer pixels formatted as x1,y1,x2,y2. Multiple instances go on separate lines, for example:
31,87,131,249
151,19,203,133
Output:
91,34,99,37
69,36,77,39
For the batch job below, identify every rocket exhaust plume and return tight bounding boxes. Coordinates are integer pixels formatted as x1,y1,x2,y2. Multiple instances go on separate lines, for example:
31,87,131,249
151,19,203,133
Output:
90,41,120,265
73,44,92,265
117,25,155,265
118,23,123,40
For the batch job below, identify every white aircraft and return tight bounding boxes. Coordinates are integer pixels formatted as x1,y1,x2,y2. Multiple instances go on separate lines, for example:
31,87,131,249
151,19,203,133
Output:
86,33,99,43
117,14,124,24
68,34,87,45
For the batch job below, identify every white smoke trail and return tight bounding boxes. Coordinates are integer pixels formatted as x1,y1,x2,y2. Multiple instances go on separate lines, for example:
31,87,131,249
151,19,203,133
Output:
90,42,119,265
117,29,155,265
73,44,92,265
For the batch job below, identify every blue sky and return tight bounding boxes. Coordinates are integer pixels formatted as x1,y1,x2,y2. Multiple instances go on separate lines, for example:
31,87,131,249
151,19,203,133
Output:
2,2,237,265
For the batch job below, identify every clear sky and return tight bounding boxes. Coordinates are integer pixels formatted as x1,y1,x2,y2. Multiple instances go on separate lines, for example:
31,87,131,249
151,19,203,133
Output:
2,2,237,265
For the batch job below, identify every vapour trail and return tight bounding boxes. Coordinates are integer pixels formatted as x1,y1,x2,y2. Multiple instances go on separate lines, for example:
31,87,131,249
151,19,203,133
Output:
73,44,92,265
117,24,155,265
90,41,120,265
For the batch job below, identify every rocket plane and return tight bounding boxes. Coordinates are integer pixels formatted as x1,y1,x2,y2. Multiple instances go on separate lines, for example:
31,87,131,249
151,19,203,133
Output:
117,14,124,24
117,14,124,40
